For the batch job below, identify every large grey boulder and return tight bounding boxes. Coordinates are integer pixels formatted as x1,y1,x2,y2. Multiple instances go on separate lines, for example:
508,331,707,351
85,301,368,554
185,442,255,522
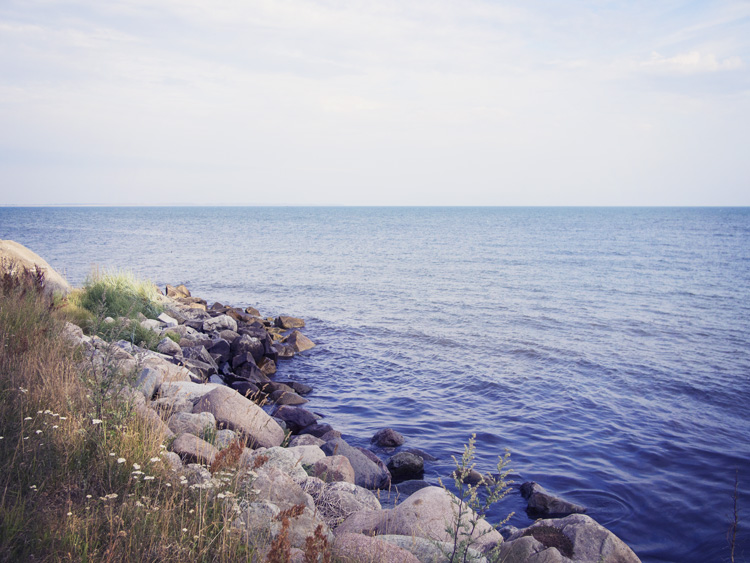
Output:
313,455,356,484
336,486,503,554
171,433,218,466
308,481,381,527
0,239,72,296
239,446,308,482
202,314,238,333
285,445,326,467
156,337,182,356
135,367,162,400
378,534,488,563
501,514,641,563
167,411,216,437
159,381,222,405
321,438,391,490
520,482,586,518
333,533,421,563
194,386,285,448
245,465,314,511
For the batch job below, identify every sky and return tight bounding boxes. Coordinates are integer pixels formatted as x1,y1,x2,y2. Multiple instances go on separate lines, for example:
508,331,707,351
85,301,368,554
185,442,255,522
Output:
0,0,749,206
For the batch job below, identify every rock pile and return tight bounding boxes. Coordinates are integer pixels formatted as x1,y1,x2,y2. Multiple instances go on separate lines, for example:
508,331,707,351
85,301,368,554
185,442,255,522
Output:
62,280,641,562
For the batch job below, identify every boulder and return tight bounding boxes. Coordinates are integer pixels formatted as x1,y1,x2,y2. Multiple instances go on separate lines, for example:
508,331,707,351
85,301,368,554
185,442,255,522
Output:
134,402,175,440
167,411,216,437
233,362,269,385
268,389,309,406
372,428,406,448
286,445,326,467
402,447,438,462
171,433,218,466
208,338,232,363
239,446,309,482
502,513,641,563
214,429,238,450
289,434,325,448
387,452,424,481
231,334,265,362
316,481,381,524
156,337,182,356
357,447,392,489
313,455,355,484
272,406,318,434
182,346,218,371
300,423,335,438
321,438,390,490
281,381,313,395
165,284,191,298
180,357,217,380
257,357,277,376
202,314,238,333
135,367,162,400
378,534,488,563
333,533,421,563
245,465,314,511
336,486,503,554
194,386,285,448
140,319,163,332
520,482,586,518
275,315,305,329
157,312,179,327
152,396,193,419
283,330,315,353
230,381,263,401
158,381,222,405
0,239,72,296
274,343,296,360
141,356,194,383
393,479,432,498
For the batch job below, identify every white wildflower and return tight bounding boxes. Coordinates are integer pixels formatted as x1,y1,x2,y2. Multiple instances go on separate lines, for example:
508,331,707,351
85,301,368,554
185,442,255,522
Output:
143,476,155,481
149,457,160,463
24,417,32,421
216,493,225,499
67,512,72,516
117,458,126,464
59,416,67,420
132,463,141,470
91,419,102,425
35,430,42,435
52,425,58,429
182,528,188,533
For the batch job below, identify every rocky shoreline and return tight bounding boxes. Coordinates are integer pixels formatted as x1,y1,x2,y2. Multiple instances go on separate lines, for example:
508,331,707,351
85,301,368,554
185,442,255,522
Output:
2,238,641,562
59,281,642,563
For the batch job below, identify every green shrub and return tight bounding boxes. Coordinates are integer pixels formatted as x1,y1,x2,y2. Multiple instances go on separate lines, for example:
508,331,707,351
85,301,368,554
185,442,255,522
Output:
73,269,163,320
439,434,514,563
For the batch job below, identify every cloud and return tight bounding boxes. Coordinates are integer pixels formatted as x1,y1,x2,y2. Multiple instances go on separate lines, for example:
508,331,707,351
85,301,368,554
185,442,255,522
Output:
640,50,744,75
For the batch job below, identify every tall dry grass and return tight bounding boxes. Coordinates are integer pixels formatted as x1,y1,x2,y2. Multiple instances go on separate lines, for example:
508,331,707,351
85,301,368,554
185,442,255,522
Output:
0,267,259,562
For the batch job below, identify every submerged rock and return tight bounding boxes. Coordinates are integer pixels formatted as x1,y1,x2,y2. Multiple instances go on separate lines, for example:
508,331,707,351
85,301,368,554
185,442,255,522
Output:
520,482,586,518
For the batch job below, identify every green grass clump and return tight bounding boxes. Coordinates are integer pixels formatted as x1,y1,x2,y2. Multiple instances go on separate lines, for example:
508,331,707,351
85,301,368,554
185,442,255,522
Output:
72,269,163,321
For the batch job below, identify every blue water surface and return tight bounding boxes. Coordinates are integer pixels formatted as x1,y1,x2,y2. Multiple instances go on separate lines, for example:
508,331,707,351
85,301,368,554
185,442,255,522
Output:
2,206,749,562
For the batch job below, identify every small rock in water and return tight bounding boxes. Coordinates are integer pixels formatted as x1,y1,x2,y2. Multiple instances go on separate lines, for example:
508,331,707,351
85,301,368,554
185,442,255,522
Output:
520,481,586,517
371,428,405,448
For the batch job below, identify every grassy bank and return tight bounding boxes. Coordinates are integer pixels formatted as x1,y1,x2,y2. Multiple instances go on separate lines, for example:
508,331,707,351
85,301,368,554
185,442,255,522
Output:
0,269,254,562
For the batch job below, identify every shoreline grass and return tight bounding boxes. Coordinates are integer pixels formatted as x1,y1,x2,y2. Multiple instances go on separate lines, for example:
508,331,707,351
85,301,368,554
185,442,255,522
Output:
0,268,255,562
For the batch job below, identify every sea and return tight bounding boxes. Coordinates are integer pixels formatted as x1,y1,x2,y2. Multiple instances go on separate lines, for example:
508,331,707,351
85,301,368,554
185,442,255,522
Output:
1,206,748,562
